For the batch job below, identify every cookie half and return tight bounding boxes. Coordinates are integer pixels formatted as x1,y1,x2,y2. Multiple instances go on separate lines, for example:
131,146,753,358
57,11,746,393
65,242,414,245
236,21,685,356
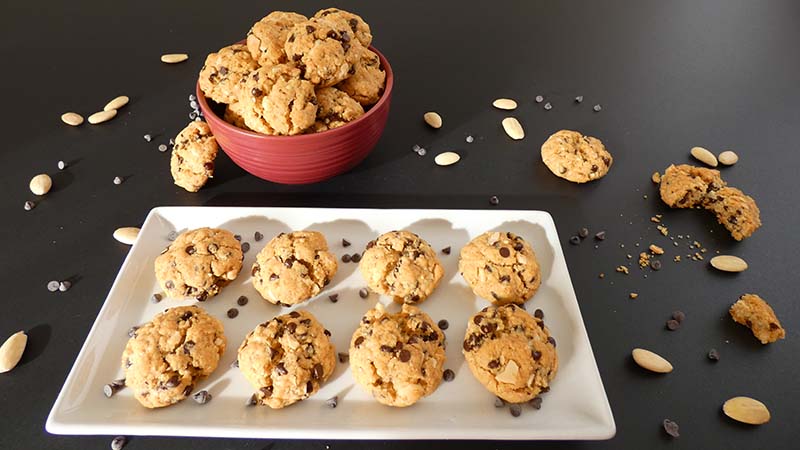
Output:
170,121,218,192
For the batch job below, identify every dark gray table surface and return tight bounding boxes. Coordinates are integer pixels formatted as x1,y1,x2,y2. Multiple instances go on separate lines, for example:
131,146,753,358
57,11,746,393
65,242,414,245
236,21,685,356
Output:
1,0,798,448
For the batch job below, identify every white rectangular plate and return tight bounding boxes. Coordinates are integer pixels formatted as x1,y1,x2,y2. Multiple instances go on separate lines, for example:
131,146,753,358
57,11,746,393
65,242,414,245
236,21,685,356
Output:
47,207,614,440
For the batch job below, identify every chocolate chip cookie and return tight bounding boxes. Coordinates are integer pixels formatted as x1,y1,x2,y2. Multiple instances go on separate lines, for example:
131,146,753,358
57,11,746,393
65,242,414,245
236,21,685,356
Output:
238,310,336,408
251,231,338,306
198,44,258,104
359,231,444,304
463,304,558,403
459,231,541,305
246,11,308,66
659,164,726,208
284,19,355,87
336,44,385,106
313,86,364,132
349,303,446,407
540,130,613,183
703,187,762,241
729,294,785,344
313,7,372,47
169,121,219,192
122,306,226,408
223,102,248,130
238,63,317,135
155,227,243,301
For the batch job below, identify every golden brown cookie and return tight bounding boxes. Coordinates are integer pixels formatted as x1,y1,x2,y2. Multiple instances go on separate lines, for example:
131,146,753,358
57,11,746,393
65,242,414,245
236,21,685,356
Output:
155,227,243,301
459,231,541,305
313,8,372,47
703,187,762,241
659,164,726,208
198,44,258,104
238,310,336,408
122,306,226,408
223,102,249,130
251,231,338,306
349,303,446,407
284,19,355,87
169,121,218,192
541,130,613,183
730,294,785,344
462,304,557,403
313,86,364,132
238,63,317,135
359,231,444,304
336,44,385,106
246,11,308,66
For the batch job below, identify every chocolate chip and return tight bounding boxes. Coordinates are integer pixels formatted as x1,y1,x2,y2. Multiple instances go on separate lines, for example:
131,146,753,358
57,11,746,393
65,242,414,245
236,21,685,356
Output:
666,319,680,331
312,363,324,379
569,235,581,245
276,363,288,375
707,348,720,361
324,329,331,337
196,291,208,302
241,242,250,253
437,319,449,330
230,359,239,368
254,231,263,242
488,359,500,369
306,25,316,33
192,390,212,404
111,436,127,450
354,336,365,347
650,260,662,271
380,344,394,353
246,393,258,406
103,382,123,398
325,395,338,408
306,380,314,393
579,227,589,238
534,309,544,319
398,349,411,362
164,375,180,388
337,352,349,364
544,102,552,110
113,176,123,185
494,397,506,408
127,326,139,338
359,288,369,298
185,245,196,255
591,164,598,172
47,280,60,292
595,231,606,240
237,295,248,306
24,200,35,211
575,95,584,103
499,247,511,257
143,133,152,142
529,396,543,409
535,95,544,103
351,252,362,263
439,246,452,256
341,238,351,247
443,369,455,382
547,336,557,347
672,311,686,323
593,104,602,112
341,253,351,263
489,195,500,206
324,293,338,303
227,308,238,319
532,350,542,361
663,419,680,438
510,404,522,417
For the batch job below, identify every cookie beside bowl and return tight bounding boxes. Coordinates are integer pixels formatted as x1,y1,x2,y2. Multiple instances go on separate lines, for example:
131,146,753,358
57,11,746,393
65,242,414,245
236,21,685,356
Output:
197,46,393,185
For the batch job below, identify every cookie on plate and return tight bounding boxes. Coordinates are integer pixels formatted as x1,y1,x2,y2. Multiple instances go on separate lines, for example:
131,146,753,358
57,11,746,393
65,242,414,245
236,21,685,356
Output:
313,86,364,132
238,310,336,408
459,231,541,305
198,44,258,104
336,44,385,106
170,121,219,192
540,130,613,183
246,11,308,66
122,306,226,408
359,230,444,304
238,63,317,135
284,19,356,87
313,7,372,47
730,294,784,344
349,303,446,407
251,231,338,306
659,164,726,208
703,187,762,241
155,227,243,301
463,304,558,403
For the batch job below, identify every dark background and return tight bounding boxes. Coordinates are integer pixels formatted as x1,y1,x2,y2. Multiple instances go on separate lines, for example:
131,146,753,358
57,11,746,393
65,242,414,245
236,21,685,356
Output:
1,0,798,448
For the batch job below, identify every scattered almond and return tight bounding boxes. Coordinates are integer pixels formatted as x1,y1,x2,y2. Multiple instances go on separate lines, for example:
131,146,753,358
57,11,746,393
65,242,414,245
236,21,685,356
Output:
501,117,524,140
723,397,770,425
690,146,718,167
649,244,664,255
161,53,189,64
88,109,117,125
113,227,141,245
434,151,460,166
710,255,748,272
492,98,518,110
0,331,28,373
494,359,519,384
423,112,442,129
103,95,130,112
651,171,661,183
718,150,739,166
29,174,52,196
632,348,673,373
61,112,84,126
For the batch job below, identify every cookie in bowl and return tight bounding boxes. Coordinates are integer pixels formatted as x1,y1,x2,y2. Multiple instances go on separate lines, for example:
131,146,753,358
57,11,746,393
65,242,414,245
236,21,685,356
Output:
246,11,308,66
313,86,364,132
198,44,258,104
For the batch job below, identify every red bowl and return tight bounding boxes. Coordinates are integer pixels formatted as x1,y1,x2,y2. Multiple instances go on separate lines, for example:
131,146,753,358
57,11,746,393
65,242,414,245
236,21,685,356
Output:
197,46,393,185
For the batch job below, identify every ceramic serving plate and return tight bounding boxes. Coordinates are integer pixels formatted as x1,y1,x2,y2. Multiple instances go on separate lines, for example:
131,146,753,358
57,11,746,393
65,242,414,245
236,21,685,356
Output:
46,207,615,440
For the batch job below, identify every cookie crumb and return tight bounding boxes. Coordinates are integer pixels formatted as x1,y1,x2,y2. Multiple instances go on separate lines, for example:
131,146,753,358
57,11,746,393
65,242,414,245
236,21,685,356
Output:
615,265,629,274
649,244,664,255
657,225,669,236
629,292,638,299
598,273,605,279
651,172,661,183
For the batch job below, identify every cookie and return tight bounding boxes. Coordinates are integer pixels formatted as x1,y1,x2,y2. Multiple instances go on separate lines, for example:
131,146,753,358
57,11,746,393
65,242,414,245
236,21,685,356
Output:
462,304,558,403
252,231,338,306
284,19,355,87
659,164,726,208
155,227,243,301
349,303,446,407
336,44,385,106
238,63,317,135
703,187,762,241
459,231,541,305
169,121,219,192
223,102,248,130
238,310,336,408
246,11,308,66
313,8,372,47
359,231,444,304
122,306,226,408
198,44,258,104
540,130,613,183
313,86,364,132
729,294,785,344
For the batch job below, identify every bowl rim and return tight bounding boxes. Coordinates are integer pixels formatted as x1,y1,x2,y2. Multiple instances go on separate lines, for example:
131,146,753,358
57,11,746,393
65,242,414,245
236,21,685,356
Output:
197,45,394,141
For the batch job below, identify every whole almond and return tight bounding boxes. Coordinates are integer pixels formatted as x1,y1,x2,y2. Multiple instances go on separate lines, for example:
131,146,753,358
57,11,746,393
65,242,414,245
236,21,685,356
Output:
501,117,524,140
718,150,739,166
492,98,518,110
29,174,53,196
723,397,770,425
61,112,84,126
494,359,520,383
434,151,460,166
103,95,130,111
113,227,141,245
690,146,718,167
632,348,673,373
0,331,28,373
423,112,442,129
710,255,748,272
88,109,117,125
161,53,189,64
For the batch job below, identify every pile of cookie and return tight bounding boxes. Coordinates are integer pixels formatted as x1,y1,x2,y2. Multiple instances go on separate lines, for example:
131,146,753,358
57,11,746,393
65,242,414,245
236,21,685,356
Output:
120,228,557,411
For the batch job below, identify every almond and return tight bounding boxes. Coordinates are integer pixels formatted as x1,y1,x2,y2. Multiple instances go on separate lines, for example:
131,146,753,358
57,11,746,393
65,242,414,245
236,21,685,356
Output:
29,174,52,196
690,146,718,167
113,227,141,245
501,117,524,140
718,150,739,166
103,95,130,112
61,112,84,126
632,348,673,373
423,112,442,129
492,98,518,110
434,151,460,166
723,397,770,425
88,109,117,125
0,331,27,373
494,359,520,384
161,53,189,64
710,255,748,272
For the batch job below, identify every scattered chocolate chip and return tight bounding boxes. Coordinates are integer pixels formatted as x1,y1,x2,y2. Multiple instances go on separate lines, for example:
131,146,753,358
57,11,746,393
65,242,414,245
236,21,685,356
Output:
24,200,35,211
325,395,338,408
351,252,362,263
495,397,506,408
663,419,680,438
707,348,720,361
535,95,544,103
595,231,606,240
246,393,258,406
326,293,339,303
547,336,557,347
342,238,351,247
672,311,686,323
529,396,543,409
254,231,263,242
143,134,152,142
441,246,452,255
234,234,241,241
510,404,522,417
223,308,238,319
569,235,581,245
58,280,71,292
338,352,349,363
113,176,123,185
358,288,369,299
127,326,139,338
437,319,449,330
593,104,603,112
650,260,662,271
578,227,589,238
47,280,60,292
666,319,680,331
110,436,127,450
231,359,239,368
167,231,178,241
56,160,67,170
499,247,511,257
443,369,455,382
575,95,584,103
341,253,351,263
534,309,544,319
192,390,212,404
150,293,163,304
544,102,552,110
237,295,248,306
103,382,123,398
241,242,250,253
489,195,500,206
165,280,175,289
